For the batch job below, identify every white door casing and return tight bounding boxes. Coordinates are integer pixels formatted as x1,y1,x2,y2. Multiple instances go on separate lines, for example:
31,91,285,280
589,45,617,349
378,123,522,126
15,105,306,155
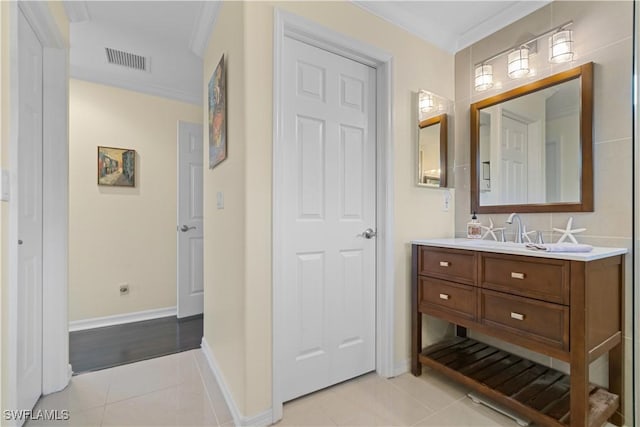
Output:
177,121,204,318
17,9,44,413
279,36,377,402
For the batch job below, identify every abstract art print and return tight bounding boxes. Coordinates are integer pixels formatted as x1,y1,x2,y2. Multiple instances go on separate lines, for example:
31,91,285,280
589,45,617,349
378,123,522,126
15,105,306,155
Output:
208,54,227,169
97,146,136,187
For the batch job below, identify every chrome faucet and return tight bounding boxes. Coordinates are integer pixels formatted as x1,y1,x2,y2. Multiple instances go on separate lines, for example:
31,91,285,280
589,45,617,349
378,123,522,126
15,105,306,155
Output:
506,213,523,243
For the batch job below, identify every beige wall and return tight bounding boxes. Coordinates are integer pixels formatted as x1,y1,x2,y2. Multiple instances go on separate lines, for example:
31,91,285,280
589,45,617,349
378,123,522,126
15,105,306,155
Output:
454,1,633,422
68,79,201,321
203,0,456,417
202,0,248,413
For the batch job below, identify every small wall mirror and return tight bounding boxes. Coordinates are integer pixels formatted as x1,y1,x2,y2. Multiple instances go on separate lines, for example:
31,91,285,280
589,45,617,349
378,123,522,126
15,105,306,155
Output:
418,114,447,187
471,62,593,213
417,89,450,188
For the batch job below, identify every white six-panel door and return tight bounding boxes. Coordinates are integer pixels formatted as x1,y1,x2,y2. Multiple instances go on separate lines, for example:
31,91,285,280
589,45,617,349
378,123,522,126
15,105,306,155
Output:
177,121,204,318
17,9,44,413
280,36,377,402
500,115,528,204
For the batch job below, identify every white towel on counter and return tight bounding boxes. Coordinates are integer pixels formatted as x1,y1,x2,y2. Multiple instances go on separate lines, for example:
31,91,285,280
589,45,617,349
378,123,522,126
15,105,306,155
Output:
525,243,593,253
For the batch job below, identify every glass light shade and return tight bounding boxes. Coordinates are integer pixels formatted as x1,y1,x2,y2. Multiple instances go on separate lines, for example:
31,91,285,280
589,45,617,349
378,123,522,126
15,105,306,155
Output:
507,47,530,79
549,30,574,63
419,92,434,113
474,64,493,91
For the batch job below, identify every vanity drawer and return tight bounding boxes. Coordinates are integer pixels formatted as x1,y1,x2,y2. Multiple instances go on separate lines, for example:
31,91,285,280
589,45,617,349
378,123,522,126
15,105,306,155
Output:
480,289,569,352
419,276,476,322
480,254,569,305
418,247,477,285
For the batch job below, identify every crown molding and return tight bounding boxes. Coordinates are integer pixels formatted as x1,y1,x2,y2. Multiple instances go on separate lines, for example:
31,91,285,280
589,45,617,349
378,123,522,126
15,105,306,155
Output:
189,1,221,58
353,0,550,54
456,1,552,51
62,0,90,23
71,65,202,106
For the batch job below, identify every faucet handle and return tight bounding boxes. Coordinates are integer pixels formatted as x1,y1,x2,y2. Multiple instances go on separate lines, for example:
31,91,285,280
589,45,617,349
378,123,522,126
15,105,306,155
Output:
535,231,544,244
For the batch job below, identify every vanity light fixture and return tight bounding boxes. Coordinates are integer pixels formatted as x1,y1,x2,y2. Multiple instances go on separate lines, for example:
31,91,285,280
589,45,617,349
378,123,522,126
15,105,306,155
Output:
549,29,574,63
474,64,493,91
419,90,435,113
507,47,530,79
472,21,574,91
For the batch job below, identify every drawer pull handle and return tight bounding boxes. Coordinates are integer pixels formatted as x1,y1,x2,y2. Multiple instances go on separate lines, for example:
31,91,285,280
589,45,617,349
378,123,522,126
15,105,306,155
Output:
511,272,525,280
439,293,450,300
439,261,450,267
510,312,525,321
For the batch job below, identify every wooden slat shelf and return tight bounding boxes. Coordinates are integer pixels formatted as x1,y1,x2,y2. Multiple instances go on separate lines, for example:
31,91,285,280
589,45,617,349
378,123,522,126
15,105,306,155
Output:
419,338,619,427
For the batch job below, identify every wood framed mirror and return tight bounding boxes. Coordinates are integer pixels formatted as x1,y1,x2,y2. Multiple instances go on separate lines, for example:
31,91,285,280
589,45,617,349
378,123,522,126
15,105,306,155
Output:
418,114,447,188
470,62,593,213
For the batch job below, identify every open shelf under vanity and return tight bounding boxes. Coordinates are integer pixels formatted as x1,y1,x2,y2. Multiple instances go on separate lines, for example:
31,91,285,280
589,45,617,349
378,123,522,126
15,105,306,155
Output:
411,241,626,427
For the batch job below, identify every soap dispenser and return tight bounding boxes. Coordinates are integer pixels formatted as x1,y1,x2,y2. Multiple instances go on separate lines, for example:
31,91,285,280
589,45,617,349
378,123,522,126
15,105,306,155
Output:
467,212,482,239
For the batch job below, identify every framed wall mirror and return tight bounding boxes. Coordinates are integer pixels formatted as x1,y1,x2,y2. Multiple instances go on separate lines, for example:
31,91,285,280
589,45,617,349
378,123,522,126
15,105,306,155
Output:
418,114,447,187
470,62,593,213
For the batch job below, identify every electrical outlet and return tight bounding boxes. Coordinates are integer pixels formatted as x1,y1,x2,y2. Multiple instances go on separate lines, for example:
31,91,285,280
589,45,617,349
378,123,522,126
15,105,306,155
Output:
119,284,129,295
442,189,451,211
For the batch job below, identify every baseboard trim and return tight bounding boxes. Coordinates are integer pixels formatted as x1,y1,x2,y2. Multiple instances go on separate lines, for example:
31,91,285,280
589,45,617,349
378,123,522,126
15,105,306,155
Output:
394,358,410,377
68,306,177,332
200,338,273,427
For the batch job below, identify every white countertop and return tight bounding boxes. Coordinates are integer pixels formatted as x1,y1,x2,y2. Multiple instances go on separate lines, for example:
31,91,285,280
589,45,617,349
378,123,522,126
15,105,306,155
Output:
411,238,628,262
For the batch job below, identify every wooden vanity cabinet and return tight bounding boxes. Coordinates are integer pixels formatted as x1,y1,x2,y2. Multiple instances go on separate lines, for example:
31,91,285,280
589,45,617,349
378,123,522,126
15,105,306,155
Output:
411,244,625,427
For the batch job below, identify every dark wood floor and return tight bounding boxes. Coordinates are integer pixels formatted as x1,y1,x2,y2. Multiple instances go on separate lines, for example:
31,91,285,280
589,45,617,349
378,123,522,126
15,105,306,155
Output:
69,314,203,374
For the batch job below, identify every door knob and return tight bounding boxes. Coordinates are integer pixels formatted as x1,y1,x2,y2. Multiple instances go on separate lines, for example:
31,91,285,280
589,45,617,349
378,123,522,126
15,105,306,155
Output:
361,228,377,239
180,225,196,232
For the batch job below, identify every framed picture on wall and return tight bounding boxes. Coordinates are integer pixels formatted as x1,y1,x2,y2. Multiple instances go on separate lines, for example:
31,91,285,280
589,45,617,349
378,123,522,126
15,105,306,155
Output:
97,146,136,187
208,54,227,169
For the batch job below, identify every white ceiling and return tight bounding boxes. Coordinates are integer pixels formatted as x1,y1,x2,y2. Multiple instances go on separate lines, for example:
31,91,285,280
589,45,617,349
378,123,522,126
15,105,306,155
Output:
64,1,550,105
65,1,217,105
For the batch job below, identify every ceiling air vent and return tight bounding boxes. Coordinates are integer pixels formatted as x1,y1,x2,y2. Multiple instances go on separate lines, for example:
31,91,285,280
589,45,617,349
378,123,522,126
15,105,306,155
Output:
105,47,147,71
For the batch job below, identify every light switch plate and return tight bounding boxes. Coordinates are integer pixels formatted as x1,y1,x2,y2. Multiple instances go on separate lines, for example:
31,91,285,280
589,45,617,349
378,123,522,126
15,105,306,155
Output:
1,169,9,201
216,191,224,209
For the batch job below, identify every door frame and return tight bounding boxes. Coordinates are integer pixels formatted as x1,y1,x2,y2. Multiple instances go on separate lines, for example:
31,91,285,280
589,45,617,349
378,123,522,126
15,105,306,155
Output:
272,9,395,422
6,1,69,418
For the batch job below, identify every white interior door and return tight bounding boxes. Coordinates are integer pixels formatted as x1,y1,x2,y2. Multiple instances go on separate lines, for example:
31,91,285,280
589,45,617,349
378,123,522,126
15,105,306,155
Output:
280,36,377,402
177,121,204,318
500,115,528,204
17,9,44,413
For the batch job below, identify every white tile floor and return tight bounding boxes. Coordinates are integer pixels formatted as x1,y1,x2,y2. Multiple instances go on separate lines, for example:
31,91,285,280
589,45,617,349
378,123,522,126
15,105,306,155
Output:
27,350,233,427
28,349,526,426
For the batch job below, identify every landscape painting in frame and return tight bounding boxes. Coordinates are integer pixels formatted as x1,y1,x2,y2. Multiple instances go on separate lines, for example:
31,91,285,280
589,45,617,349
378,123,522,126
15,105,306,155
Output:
208,54,227,169
97,146,136,187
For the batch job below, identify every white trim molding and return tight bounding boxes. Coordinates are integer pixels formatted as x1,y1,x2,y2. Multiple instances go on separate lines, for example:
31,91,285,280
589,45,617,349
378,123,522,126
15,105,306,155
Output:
68,307,177,332
18,1,66,48
189,1,221,58
272,8,395,424
70,68,202,106
201,338,273,427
